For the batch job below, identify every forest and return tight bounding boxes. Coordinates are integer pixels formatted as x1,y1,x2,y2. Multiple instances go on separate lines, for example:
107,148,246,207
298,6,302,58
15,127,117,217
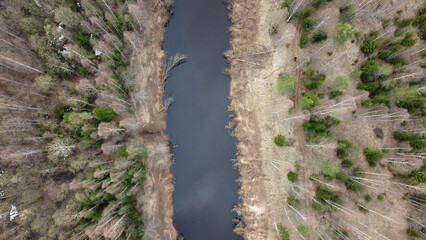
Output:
0,0,176,239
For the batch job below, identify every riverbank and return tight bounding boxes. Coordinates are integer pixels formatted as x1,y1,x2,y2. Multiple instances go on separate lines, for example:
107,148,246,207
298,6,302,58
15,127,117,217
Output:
228,0,303,239
130,1,177,239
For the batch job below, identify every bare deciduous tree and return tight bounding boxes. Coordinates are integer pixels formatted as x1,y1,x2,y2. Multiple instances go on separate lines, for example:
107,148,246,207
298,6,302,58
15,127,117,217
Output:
162,54,186,82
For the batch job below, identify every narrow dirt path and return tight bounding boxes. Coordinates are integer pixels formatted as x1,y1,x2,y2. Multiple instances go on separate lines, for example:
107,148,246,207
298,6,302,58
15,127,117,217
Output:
289,20,313,213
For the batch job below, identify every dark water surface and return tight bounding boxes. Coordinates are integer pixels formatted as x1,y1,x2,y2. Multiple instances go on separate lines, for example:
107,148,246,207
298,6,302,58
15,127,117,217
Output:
163,0,239,239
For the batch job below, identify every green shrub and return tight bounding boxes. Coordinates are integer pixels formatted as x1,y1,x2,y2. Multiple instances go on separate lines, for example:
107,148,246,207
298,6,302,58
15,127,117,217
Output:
74,33,93,53
330,90,343,99
409,170,426,183
276,74,297,95
419,6,426,15
354,31,364,39
393,131,418,141
331,76,349,91
303,116,340,140
391,86,426,114
281,0,294,9
305,73,326,90
340,4,356,22
345,179,365,192
66,112,93,126
363,147,385,167
297,225,311,235
358,204,369,213
302,17,317,32
400,32,417,47
287,196,301,209
399,18,414,27
333,229,349,237
407,228,421,238
361,99,374,106
116,145,129,158
360,38,382,55
336,172,348,181
288,171,299,182
79,192,116,228
303,69,316,78
274,134,286,147
93,107,116,122
311,201,323,211
299,32,309,48
315,186,341,204
53,104,69,121
374,64,394,79
312,29,328,42
297,7,313,19
378,49,393,60
106,48,128,70
132,147,148,160
337,140,359,159
79,66,94,77
341,159,353,168
312,0,332,8
333,23,354,44
350,70,362,79
412,14,426,27
345,168,366,192
390,86,424,114
360,60,379,83
369,30,380,39
269,24,278,34
389,58,410,68
357,83,393,106
383,19,392,28
299,93,319,110
410,139,426,150
365,194,373,202
319,160,340,180
119,196,145,237
278,225,290,240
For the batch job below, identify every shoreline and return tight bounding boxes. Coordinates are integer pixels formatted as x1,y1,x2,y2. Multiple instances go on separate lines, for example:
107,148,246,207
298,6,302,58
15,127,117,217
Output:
228,0,270,239
132,1,177,239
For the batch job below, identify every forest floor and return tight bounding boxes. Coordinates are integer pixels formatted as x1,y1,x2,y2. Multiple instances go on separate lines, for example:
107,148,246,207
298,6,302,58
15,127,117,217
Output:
229,0,424,239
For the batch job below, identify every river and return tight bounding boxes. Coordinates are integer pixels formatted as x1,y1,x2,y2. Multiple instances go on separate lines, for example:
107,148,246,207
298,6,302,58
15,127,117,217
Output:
162,0,240,239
